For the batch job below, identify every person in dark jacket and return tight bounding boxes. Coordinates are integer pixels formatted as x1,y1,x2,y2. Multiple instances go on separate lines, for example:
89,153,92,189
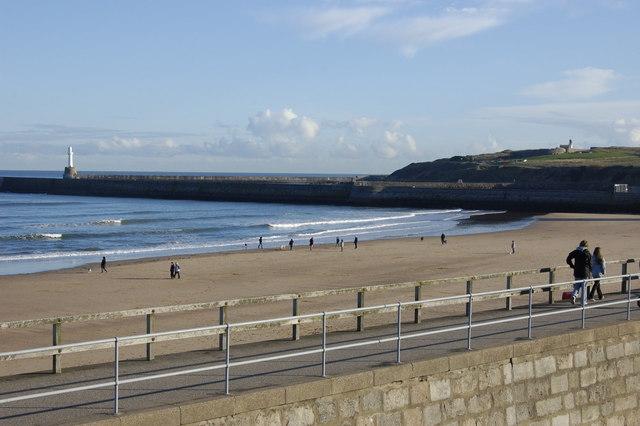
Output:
566,240,592,305
588,247,606,301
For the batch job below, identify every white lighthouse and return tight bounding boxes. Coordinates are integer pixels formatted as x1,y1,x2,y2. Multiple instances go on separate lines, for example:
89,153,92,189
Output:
63,146,77,179
68,146,74,168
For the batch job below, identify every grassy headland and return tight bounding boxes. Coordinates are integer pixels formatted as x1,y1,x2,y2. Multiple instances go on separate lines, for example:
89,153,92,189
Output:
385,146,640,185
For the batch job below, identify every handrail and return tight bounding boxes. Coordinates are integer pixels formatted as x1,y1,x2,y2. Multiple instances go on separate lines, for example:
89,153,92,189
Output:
1,273,638,416
2,259,635,329
1,258,637,373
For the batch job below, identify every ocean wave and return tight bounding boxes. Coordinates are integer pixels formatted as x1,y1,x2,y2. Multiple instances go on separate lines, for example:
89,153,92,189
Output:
292,219,435,238
1,201,85,207
1,233,64,241
268,209,462,229
0,240,247,263
94,219,122,225
120,218,174,225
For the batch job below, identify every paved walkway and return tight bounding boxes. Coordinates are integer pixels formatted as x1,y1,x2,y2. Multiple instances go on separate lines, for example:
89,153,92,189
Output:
0,293,638,425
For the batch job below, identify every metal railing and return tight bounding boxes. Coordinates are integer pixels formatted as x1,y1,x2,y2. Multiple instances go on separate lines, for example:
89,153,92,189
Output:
2,258,636,374
1,273,638,415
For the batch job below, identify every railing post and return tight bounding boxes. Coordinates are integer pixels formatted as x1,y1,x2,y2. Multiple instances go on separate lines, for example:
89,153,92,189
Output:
527,285,533,339
292,297,300,340
505,275,513,311
52,319,62,374
467,293,473,350
396,302,402,364
465,281,473,317
321,312,327,377
414,283,422,324
224,323,231,395
621,261,629,294
218,305,227,350
548,268,556,304
146,310,155,361
357,289,366,331
114,337,120,414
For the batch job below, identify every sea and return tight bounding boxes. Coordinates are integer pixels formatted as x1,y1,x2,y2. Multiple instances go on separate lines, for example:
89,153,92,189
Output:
0,170,537,275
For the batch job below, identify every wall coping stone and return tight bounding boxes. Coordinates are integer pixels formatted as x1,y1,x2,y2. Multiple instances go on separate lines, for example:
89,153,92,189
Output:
373,363,414,386
232,386,285,413
411,357,449,378
330,370,374,394
179,396,236,424
284,378,332,404
119,406,181,426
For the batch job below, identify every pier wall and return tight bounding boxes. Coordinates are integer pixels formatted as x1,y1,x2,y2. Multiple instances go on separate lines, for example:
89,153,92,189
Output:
1,175,640,212
84,320,640,425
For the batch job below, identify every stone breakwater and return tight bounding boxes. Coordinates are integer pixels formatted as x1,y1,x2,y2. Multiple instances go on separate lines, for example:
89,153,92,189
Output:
1,175,640,213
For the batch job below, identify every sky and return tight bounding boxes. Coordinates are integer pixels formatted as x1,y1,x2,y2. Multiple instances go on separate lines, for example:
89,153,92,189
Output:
1,0,639,175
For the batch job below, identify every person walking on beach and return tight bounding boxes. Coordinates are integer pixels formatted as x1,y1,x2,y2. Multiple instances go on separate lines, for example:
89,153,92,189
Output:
340,239,344,252
441,233,447,245
566,240,592,305
309,237,314,251
588,247,606,301
289,239,294,250
174,262,181,279
258,236,263,249
354,236,358,249
336,237,340,247
100,256,107,273
511,240,516,254
170,262,175,279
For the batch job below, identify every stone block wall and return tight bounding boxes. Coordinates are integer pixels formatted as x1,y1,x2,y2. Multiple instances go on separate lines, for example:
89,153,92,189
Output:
84,320,640,425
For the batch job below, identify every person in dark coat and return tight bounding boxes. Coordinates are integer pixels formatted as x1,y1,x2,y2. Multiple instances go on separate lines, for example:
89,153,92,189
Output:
566,240,592,305
100,256,107,273
588,247,606,301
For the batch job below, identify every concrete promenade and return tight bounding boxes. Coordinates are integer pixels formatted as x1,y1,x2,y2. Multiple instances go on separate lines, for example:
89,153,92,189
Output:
1,290,638,425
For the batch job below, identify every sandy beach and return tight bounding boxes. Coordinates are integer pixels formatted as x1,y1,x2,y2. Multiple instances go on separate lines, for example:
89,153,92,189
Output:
2,212,640,375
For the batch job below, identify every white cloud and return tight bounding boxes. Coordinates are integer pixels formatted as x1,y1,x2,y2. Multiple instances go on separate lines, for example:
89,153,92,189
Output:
98,136,142,152
478,101,640,146
347,117,379,135
614,118,640,144
279,1,515,56
371,130,418,158
163,138,179,149
295,6,389,39
471,135,503,154
202,138,268,158
246,108,320,157
381,8,504,56
520,67,619,101
248,109,319,142
332,136,361,158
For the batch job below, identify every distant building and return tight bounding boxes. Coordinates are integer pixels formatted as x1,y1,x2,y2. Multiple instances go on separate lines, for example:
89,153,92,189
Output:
558,139,574,153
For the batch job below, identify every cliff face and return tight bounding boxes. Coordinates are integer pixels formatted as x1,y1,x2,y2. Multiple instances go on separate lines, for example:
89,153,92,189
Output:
387,147,640,185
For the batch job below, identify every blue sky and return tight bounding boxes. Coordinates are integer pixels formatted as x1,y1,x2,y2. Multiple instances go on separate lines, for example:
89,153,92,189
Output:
1,1,639,175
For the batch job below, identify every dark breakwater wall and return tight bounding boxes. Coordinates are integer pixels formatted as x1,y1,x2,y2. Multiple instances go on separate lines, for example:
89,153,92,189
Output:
1,175,639,213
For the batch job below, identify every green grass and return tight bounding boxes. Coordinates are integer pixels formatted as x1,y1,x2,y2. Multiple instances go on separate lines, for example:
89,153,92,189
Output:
526,151,635,162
